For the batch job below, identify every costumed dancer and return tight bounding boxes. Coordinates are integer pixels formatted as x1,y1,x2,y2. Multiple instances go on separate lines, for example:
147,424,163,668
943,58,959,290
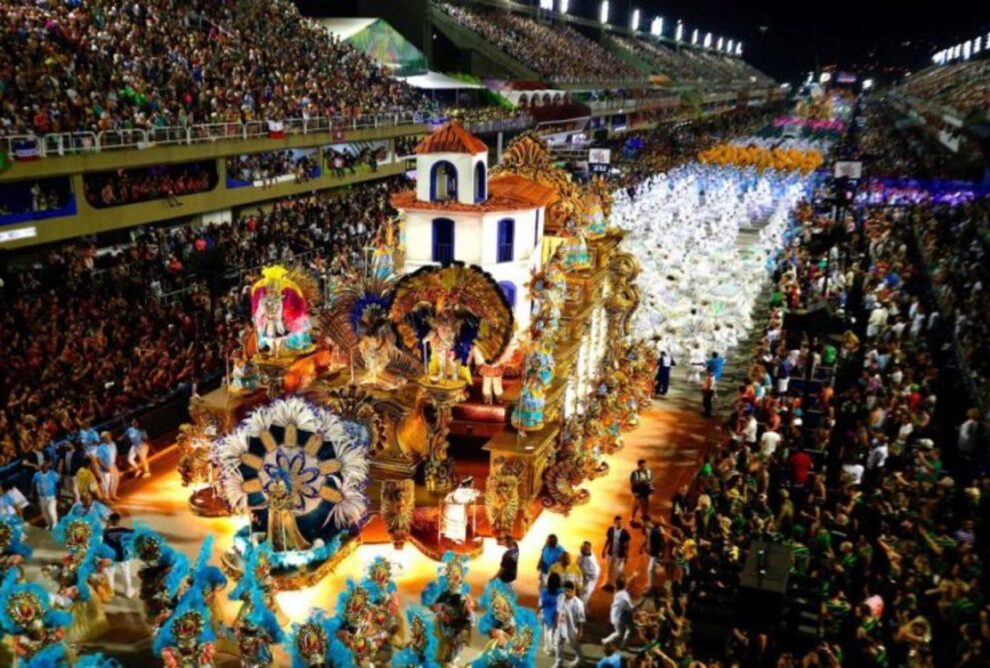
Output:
470,610,539,668
232,588,284,668
335,578,391,666
229,542,287,631
365,557,403,647
560,217,592,272
391,606,440,668
421,552,475,664
182,536,229,652
0,571,73,668
286,609,353,668
0,514,31,578
123,523,189,627
153,584,217,668
511,369,545,434
47,514,115,643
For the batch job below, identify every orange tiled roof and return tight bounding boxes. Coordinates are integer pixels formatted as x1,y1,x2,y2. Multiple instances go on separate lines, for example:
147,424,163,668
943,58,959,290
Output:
390,174,555,214
414,121,488,155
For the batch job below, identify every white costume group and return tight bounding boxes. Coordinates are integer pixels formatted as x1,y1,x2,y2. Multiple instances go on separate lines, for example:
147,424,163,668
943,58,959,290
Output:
614,162,812,366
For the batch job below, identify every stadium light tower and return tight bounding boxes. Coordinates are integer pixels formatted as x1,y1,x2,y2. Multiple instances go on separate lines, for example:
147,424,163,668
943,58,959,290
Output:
736,42,743,56
691,28,699,45
559,0,569,14
651,17,663,38
675,21,683,42
727,39,734,54
717,36,724,51
704,32,712,49
975,36,982,54
963,40,972,60
600,1,609,24
631,9,640,31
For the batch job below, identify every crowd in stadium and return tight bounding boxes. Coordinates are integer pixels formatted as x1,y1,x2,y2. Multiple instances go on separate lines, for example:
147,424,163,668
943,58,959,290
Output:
225,150,318,186
0,0,425,139
631,194,988,666
437,2,644,84
897,59,990,117
83,163,215,208
0,177,404,465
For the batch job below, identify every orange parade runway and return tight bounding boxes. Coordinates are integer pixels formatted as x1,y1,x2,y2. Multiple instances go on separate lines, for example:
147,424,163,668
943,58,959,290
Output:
21,373,723,665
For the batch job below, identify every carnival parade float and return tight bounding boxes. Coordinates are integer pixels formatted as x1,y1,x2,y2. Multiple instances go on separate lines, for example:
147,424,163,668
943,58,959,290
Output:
179,121,650,590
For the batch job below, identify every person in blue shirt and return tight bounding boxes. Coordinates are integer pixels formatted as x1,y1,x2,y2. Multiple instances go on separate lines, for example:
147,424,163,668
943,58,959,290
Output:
68,491,112,528
32,459,60,530
597,639,624,667
125,419,152,479
95,432,120,502
538,572,562,657
537,533,564,588
705,351,725,381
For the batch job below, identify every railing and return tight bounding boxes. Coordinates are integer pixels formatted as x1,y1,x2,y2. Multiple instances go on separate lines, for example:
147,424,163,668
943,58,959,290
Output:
1,112,448,162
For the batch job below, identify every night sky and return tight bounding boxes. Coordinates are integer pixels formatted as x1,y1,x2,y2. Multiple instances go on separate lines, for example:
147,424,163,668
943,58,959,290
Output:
543,0,990,83
297,1,990,84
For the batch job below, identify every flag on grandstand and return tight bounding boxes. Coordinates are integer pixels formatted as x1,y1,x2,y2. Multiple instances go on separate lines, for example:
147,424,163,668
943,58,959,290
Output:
268,121,285,139
12,140,40,161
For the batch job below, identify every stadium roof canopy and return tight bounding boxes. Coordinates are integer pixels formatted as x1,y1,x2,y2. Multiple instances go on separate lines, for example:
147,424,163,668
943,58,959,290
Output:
317,17,428,76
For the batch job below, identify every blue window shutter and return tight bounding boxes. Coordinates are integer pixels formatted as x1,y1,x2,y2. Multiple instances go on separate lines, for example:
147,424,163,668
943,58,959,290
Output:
498,281,517,308
432,218,454,265
475,162,486,202
497,218,514,263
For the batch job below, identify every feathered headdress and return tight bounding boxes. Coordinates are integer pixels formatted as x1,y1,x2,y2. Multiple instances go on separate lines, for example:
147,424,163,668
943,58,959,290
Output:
391,605,440,668
391,263,514,364
421,551,471,606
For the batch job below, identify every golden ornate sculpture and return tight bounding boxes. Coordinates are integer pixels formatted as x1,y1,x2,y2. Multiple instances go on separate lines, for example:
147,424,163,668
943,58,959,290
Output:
380,480,415,549
484,457,525,536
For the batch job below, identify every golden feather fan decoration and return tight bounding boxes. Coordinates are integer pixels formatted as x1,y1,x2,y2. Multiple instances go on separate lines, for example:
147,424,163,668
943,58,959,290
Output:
321,270,422,375
284,266,322,307
390,262,514,364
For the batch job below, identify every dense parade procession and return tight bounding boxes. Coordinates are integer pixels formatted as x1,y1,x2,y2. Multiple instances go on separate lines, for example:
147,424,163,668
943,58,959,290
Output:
0,1,988,667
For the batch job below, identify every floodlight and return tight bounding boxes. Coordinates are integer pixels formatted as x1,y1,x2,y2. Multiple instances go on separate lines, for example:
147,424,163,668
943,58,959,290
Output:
963,40,972,60
717,36,724,51
975,36,982,54
862,78,874,91
651,16,663,37
560,0,570,13
631,9,640,31
600,0,609,23
727,39,734,54
820,72,832,84
704,32,712,48
736,42,743,56
539,0,553,10
675,21,683,42
691,28,699,45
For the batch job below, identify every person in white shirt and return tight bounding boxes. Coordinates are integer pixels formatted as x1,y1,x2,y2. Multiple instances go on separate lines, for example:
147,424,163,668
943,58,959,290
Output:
841,460,865,486
553,582,585,667
602,577,638,647
0,482,29,517
576,541,600,605
740,412,758,446
866,438,889,474
759,427,782,458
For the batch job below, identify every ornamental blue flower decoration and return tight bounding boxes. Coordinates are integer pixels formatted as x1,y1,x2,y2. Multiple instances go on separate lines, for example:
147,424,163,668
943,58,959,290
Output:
262,451,321,512
213,397,371,550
